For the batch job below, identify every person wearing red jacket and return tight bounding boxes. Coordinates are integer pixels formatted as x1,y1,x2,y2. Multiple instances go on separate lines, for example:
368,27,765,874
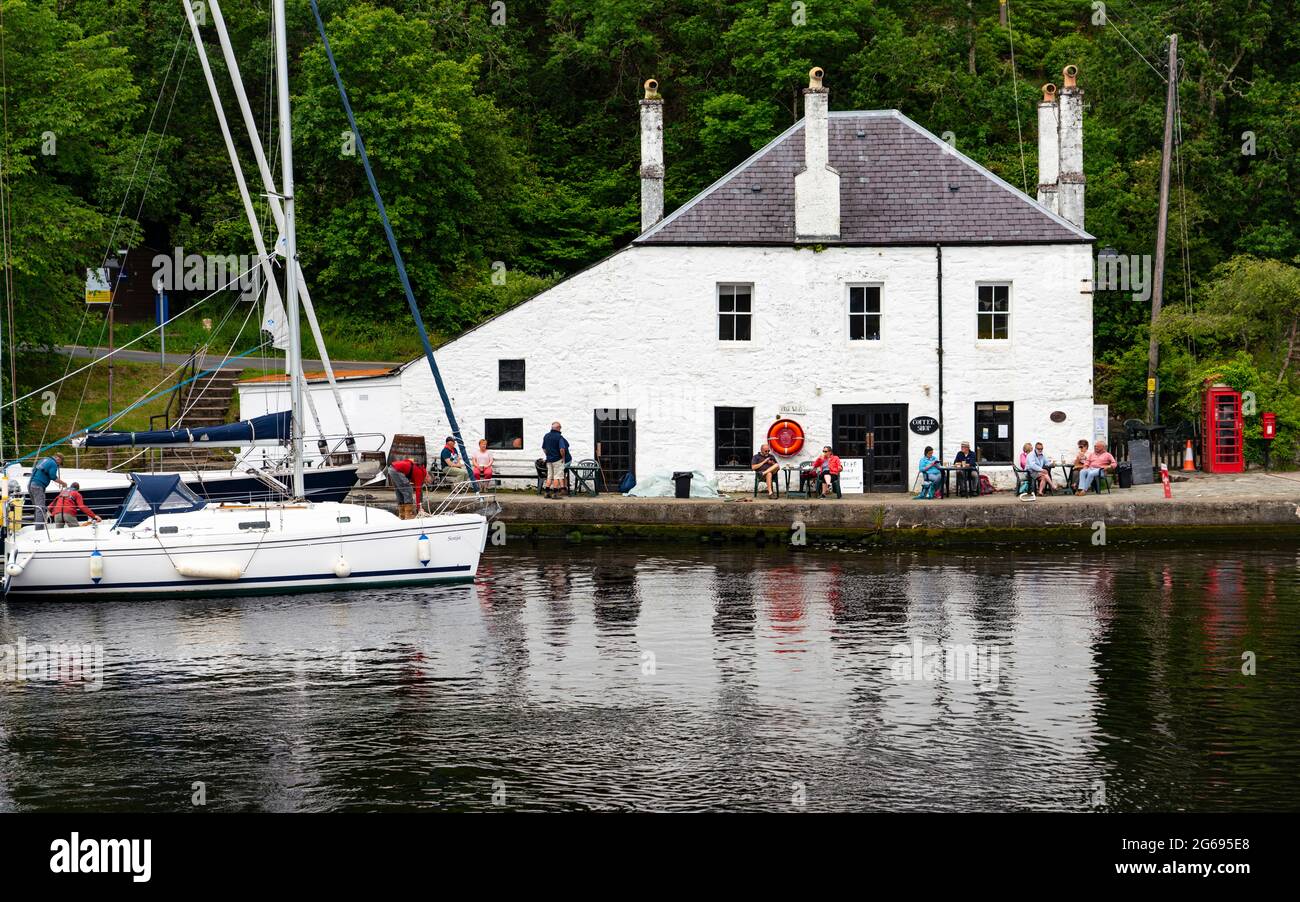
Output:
811,446,843,499
49,482,102,528
387,457,429,518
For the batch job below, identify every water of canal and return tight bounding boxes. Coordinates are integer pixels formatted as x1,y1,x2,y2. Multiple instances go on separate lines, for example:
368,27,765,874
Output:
1,541,1297,812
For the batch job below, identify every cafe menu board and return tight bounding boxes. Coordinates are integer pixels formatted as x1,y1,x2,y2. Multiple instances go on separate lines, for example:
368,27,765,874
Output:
839,458,864,493
1128,439,1154,484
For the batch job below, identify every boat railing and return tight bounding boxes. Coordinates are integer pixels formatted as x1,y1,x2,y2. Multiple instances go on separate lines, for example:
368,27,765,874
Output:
433,480,501,519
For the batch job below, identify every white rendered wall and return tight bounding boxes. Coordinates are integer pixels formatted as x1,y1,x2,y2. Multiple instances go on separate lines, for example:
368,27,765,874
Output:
400,243,1094,491
237,376,401,465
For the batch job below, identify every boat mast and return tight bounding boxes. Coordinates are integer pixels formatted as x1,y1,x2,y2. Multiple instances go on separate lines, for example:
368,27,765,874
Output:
274,0,306,498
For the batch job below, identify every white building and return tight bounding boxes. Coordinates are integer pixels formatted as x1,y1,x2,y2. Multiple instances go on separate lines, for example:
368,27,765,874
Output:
291,66,1099,493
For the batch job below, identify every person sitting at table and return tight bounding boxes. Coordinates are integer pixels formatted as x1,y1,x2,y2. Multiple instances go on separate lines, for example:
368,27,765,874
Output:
751,443,781,497
1018,442,1032,470
811,446,843,498
1025,442,1052,496
915,446,942,499
953,441,977,496
1069,438,1090,489
1076,440,1117,495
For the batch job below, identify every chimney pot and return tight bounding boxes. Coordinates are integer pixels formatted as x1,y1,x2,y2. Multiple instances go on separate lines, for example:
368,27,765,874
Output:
1041,82,1057,103
644,78,660,100
808,67,824,90
1062,65,1078,89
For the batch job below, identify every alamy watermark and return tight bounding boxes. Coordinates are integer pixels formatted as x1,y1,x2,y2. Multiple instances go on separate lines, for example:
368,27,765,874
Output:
890,639,1000,689
152,247,263,302
1095,252,1152,301
0,638,104,692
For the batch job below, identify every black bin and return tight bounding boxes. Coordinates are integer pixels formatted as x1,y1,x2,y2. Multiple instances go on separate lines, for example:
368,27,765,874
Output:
671,471,693,499
1116,461,1133,489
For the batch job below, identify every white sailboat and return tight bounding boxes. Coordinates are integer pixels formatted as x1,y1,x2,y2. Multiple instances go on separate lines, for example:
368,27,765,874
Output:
2,0,488,599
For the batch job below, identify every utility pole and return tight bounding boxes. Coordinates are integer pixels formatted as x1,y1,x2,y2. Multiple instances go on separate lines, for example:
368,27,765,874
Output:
1146,34,1178,425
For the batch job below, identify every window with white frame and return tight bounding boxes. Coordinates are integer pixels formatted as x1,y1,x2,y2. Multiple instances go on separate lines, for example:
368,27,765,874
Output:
848,285,881,341
977,284,1010,339
717,283,752,341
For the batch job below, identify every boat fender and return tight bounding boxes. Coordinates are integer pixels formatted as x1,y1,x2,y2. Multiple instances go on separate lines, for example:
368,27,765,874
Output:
90,549,104,584
6,552,32,577
333,556,351,578
175,562,243,581
417,534,430,566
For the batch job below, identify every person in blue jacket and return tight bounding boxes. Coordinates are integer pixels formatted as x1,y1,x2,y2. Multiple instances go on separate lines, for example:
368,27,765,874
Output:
541,422,570,499
28,452,67,528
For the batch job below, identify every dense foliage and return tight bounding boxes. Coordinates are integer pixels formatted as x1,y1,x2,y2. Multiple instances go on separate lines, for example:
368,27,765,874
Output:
1,0,1298,457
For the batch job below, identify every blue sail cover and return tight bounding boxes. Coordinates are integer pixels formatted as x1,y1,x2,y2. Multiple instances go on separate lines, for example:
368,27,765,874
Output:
84,411,290,448
116,473,207,528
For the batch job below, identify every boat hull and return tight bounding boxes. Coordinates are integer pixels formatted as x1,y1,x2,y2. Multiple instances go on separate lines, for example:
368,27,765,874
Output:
3,504,486,600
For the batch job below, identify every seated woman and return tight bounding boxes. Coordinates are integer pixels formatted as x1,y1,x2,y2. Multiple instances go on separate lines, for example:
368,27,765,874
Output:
1070,439,1090,489
751,443,781,497
471,438,495,485
811,446,843,498
915,446,943,499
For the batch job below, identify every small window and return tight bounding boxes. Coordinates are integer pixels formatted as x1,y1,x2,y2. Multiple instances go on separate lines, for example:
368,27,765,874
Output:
238,520,271,530
485,418,524,450
714,407,753,469
499,359,525,391
159,526,179,535
977,284,1010,340
718,284,752,342
848,285,881,341
974,402,1014,464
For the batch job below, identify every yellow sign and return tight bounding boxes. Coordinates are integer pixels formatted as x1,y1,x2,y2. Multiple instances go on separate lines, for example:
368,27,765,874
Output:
85,267,111,305
1147,378,1157,393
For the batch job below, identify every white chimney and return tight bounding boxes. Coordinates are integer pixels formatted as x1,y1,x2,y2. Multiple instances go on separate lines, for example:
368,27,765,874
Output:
1057,64,1085,229
794,67,840,241
1036,82,1060,216
639,79,664,232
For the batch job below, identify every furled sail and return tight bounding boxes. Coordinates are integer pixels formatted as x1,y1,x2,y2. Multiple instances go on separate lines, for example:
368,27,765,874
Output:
79,411,290,448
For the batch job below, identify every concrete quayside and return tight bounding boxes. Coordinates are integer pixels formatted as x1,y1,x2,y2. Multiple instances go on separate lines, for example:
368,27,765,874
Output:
351,470,1300,545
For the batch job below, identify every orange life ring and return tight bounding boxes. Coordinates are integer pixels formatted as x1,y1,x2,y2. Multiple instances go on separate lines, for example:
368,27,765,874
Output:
767,419,805,456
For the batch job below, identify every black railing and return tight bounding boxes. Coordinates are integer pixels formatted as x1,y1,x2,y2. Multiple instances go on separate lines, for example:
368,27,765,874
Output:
149,346,199,434
1109,420,1202,473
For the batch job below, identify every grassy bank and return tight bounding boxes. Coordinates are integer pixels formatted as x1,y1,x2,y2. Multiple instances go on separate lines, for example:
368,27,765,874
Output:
112,301,427,363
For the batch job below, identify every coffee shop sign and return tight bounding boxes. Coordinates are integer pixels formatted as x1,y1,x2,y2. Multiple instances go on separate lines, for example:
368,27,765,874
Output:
909,416,940,436
779,403,807,417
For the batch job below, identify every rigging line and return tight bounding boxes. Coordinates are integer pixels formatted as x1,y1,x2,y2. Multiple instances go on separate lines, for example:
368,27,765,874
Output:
1002,1,1029,194
11,341,268,464
175,292,258,425
4,255,271,412
0,0,11,458
100,24,188,271
309,0,476,477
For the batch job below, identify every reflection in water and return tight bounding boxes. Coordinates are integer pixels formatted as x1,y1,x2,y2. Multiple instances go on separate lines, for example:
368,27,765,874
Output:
0,542,1297,812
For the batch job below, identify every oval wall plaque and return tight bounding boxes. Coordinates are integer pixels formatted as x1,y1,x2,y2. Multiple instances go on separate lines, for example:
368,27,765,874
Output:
1050,410,1067,423
909,416,940,436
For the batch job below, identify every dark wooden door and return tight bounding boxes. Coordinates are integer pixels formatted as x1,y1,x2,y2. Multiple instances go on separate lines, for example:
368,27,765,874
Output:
832,404,907,491
594,409,636,491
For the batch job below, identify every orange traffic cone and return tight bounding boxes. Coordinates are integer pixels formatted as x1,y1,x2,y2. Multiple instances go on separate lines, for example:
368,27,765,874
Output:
1182,439,1196,471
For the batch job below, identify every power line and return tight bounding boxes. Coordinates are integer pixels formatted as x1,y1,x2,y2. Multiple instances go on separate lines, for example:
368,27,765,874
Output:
1002,0,1029,194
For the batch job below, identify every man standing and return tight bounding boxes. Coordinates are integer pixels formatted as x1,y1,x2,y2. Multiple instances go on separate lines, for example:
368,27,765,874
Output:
541,422,570,499
438,436,469,484
1076,440,1117,495
28,452,66,529
49,482,102,528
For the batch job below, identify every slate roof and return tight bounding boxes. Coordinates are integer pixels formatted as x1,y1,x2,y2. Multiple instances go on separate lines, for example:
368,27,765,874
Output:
636,110,1092,245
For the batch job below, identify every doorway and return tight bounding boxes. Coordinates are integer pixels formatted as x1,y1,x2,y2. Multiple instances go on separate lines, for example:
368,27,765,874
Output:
832,404,908,491
594,409,636,491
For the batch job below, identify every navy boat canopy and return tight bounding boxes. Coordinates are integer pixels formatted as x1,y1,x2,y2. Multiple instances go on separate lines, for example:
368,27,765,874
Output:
83,411,290,448
115,473,207,529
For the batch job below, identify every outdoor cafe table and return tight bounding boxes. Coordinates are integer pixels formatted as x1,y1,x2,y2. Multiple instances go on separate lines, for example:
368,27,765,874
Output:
938,465,979,498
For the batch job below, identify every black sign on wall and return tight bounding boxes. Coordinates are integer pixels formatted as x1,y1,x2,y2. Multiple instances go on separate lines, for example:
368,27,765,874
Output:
909,416,939,436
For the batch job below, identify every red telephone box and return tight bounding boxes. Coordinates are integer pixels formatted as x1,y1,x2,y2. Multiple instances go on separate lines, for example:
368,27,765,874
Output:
1202,384,1244,473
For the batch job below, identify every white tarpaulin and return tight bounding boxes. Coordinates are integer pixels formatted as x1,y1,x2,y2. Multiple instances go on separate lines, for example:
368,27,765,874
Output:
625,470,722,499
